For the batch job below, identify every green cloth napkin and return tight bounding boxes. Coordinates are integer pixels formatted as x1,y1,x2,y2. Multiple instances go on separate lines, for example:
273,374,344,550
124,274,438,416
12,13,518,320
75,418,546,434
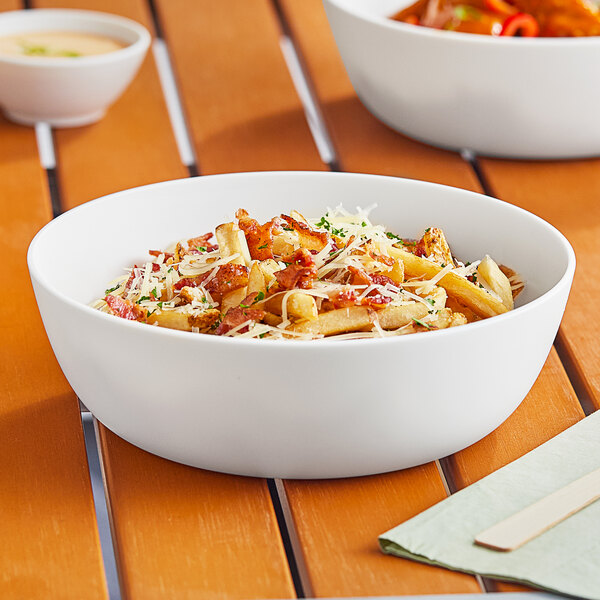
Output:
379,410,600,599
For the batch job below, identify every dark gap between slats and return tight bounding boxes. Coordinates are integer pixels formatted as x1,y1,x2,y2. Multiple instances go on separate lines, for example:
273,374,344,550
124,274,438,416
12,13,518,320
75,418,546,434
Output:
438,457,493,592
146,0,200,175
82,413,122,600
465,153,495,197
271,0,340,171
554,330,595,416
146,0,165,39
47,167,62,218
267,479,307,598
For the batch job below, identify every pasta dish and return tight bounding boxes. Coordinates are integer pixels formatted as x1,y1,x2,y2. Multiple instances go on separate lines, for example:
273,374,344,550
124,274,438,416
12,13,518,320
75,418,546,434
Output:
391,0,600,36
93,207,523,340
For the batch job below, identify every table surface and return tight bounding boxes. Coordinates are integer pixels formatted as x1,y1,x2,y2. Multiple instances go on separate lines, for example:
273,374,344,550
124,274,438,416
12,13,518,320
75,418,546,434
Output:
2,1,598,598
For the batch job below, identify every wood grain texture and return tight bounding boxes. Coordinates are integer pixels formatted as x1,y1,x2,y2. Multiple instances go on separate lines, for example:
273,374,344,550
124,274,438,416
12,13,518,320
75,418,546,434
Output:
98,427,296,600
0,111,107,597
32,0,187,209
155,0,325,174
283,466,480,597
25,2,297,597
479,157,600,411
279,0,480,190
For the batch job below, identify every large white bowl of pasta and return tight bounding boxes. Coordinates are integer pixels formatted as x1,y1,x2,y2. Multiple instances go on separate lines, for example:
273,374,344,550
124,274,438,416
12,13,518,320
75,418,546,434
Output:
27,172,575,478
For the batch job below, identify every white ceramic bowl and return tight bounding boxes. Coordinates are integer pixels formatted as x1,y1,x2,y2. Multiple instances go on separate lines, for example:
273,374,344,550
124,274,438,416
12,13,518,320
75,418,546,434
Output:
0,9,150,127
28,172,575,478
323,0,600,159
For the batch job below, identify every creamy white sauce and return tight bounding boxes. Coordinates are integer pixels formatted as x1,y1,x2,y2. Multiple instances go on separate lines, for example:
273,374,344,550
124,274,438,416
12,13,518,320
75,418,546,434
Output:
0,31,127,58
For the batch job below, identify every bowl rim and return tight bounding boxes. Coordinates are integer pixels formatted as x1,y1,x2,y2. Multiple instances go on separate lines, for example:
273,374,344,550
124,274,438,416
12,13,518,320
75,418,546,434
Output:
0,8,151,67
324,0,600,47
27,171,576,349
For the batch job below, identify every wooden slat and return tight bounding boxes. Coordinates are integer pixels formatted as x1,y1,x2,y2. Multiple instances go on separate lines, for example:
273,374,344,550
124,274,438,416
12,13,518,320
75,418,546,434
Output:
283,467,479,597
156,0,325,174
479,157,600,411
25,2,296,597
1,5,106,599
0,110,107,600
279,0,480,191
98,428,295,600
277,1,588,596
33,0,188,209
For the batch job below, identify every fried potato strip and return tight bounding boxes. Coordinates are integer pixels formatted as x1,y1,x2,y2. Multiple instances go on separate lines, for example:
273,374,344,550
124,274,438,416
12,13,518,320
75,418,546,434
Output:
389,246,508,318
215,222,251,266
290,306,376,336
257,291,318,321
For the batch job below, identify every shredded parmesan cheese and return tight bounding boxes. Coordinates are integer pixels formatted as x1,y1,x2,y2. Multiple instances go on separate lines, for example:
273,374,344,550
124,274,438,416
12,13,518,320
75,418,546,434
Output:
94,206,522,340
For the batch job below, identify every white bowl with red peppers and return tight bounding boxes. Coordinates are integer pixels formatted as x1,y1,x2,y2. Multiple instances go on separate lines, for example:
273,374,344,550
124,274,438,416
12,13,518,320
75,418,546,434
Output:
323,0,600,158
27,172,574,478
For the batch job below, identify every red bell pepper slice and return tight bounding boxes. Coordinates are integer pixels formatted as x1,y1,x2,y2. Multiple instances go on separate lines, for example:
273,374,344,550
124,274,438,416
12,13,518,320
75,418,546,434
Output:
500,12,540,36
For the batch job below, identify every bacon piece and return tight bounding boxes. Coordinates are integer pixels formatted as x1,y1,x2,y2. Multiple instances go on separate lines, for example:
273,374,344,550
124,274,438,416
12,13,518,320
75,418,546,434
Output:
370,273,398,287
188,233,218,253
414,239,427,257
274,248,318,290
361,294,392,308
280,247,315,268
214,306,265,336
330,289,358,308
173,233,218,263
173,275,207,291
329,288,391,310
104,295,147,322
236,209,285,260
343,267,395,310
124,266,139,292
239,291,262,306
173,264,249,298
347,266,397,288
348,266,371,287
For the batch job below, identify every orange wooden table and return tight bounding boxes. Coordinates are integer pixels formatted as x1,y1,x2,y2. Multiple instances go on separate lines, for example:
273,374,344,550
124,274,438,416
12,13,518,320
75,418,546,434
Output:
1,1,596,599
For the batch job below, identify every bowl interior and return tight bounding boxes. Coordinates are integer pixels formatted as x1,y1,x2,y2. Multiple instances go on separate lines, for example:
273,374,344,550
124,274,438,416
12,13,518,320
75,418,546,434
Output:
0,9,143,47
28,172,572,314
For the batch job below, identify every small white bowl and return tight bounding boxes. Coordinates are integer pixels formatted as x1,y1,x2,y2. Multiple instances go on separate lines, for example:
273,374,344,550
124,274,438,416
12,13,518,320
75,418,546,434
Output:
28,172,575,479
324,0,600,159
0,9,150,127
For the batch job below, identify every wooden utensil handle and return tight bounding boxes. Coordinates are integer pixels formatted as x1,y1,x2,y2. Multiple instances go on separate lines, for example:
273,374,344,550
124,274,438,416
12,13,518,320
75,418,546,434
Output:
475,467,600,551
